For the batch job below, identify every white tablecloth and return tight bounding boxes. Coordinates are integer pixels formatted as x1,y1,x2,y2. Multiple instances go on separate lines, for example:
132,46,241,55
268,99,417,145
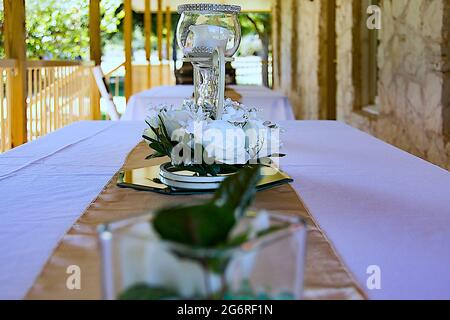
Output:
122,85,295,121
1,120,450,299
280,122,450,299
0,121,146,299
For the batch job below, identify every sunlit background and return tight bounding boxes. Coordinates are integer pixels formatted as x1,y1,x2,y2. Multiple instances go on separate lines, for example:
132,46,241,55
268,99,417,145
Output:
0,0,271,116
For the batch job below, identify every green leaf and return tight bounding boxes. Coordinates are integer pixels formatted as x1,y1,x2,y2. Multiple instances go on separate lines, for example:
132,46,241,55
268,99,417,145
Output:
149,142,167,155
149,125,161,138
119,284,178,300
152,165,262,250
158,115,170,138
217,164,244,174
206,256,232,274
157,131,174,156
268,153,286,158
142,134,159,144
145,118,173,156
213,165,262,218
153,203,236,247
205,164,221,176
146,152,165,160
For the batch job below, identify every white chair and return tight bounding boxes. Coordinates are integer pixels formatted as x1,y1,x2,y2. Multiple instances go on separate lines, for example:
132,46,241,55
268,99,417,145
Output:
92,66,121,121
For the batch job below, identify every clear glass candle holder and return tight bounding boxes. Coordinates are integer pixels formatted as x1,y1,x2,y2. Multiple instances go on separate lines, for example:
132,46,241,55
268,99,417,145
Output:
176,3,241,58
176,4,242,118
98,212,307,300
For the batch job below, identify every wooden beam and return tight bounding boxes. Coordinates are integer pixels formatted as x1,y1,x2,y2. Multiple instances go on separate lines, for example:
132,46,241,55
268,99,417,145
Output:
165,6,171,61
89,0,102,66
325,0,337,120
273,0,282,89
3,0,27,146
144,0,152,87
144,0,152,62
124,0,133,100
157,0,163,62
89,0,101,120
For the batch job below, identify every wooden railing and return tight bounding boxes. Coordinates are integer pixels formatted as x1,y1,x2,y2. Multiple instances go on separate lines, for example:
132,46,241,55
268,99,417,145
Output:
104,61,175,99
133,62,175,93
26,60,94,141
0,57,178,152
0,59,16,153
104,61,126,99
102,61,175,116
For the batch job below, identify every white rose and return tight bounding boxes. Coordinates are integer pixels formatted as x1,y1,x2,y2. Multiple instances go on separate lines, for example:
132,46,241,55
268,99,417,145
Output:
146,104,167,128
181,99,197,112
221,107,246,124
161,110,193,138
202,120,246,165
244,120,280,160
247,109,260,120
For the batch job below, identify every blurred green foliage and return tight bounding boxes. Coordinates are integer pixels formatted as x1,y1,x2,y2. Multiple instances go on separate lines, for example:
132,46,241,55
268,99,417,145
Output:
0,0,270,60
240,13,271,38
25,0,123,60
0,0,123,60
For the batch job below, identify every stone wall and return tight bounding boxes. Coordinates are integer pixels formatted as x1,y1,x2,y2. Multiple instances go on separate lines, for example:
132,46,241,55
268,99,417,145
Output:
273,0,323,120
273,0,450,170
336,0,450,170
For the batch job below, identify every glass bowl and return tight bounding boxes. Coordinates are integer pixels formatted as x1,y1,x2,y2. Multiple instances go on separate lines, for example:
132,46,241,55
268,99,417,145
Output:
176,3,241,58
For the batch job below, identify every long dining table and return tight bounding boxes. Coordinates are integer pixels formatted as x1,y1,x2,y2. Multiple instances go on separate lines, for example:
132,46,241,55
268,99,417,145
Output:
1,120,450,300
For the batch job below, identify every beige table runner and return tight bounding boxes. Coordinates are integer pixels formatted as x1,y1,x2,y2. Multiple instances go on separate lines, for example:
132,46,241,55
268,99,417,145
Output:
26,142,366,300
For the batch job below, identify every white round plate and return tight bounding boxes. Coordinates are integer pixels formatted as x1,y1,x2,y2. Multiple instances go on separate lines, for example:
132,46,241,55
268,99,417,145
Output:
159,176,221,190
159,162,237,190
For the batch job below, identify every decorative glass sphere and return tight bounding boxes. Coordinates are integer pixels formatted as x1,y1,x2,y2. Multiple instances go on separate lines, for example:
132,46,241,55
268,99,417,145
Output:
176,3,241,58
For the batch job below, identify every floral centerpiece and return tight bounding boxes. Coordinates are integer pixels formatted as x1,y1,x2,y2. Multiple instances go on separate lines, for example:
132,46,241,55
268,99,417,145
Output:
140,4,284,189
143,98,283,177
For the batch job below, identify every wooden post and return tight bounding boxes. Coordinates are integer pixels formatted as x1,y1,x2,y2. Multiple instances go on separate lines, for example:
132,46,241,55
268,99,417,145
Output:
165,6,171,61
274,0,282,89
157,0,163,62
124,0,133,100
89,0,102,66
325,0,337,120
3,0,27,146
144,0,152,87
89,0,102,120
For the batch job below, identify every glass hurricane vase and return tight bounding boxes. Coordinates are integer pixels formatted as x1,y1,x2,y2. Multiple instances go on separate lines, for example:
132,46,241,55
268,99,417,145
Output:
176,4,242,119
